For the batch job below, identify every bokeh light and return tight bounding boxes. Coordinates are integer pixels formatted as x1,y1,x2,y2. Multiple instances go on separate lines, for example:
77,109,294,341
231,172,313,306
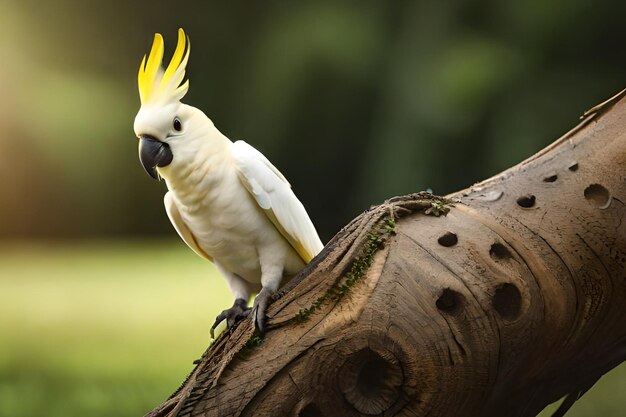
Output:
0,1,623,416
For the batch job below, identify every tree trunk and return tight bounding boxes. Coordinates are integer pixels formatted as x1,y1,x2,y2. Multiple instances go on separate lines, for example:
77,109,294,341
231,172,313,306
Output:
146,88,626,417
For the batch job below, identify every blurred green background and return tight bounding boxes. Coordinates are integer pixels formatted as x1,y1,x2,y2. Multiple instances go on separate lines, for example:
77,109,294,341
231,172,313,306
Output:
0,0,624,416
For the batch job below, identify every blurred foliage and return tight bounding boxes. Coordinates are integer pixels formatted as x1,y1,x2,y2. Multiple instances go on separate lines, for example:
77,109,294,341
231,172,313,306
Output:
0,241,230,417
0,0,624,241
0,1,624,416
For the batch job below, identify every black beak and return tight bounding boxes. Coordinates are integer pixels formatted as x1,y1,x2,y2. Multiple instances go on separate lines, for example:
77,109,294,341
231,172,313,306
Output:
138,135,173,180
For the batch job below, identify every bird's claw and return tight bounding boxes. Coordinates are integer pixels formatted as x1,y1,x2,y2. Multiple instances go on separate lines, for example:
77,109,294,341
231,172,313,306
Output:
252,288,275,336
210,298,251,339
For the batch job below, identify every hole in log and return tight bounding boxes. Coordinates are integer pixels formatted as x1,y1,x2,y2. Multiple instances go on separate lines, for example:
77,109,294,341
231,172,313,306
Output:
299,403,325,417
438,232,458,247
584,184,611,208
358,356,389,397
543,173,558,182
489,243,512,260
436,288,462,313
492,283,522,320
339,348,403,415
516,195,536,208
568,162,579,171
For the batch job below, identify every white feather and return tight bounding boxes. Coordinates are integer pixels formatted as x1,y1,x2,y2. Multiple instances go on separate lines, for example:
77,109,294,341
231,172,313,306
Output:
164,192,213,262
231,140,323,263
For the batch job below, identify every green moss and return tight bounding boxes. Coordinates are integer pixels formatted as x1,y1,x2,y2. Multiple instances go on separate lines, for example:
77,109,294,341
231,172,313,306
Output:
385,216,396,234
425,197,453,216
236,335,264,360
292,215,395,323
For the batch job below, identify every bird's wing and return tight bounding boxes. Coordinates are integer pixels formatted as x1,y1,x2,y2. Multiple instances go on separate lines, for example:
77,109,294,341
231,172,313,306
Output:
231,140,323,263
164,192,213,262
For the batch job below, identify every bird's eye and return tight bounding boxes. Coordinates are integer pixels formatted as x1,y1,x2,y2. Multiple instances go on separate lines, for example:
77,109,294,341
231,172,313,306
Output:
173,117,182,132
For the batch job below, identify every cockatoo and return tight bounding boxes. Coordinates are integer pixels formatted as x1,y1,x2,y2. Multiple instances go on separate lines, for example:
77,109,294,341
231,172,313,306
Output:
133,28,324,336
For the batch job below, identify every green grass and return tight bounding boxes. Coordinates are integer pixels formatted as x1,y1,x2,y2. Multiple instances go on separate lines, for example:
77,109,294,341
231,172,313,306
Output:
537,367,626,417
0,240,230,417
0,240,623,417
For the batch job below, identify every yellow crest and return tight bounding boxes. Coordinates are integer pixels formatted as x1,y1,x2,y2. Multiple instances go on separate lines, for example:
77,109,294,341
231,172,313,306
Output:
138,28,190,105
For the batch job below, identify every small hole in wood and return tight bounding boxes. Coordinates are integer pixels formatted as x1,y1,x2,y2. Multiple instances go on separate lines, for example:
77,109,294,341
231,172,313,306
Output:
492,283,522,320
516,195,536,208
438,232,458,247
339,348,403,415
490,243,512,260
543,173,558,182
436,288,462,313
584,183,611,209
357,356,389,399
568,162,579,171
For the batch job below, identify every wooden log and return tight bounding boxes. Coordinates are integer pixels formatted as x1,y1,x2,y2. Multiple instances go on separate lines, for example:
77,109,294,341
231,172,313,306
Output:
146,88,626,417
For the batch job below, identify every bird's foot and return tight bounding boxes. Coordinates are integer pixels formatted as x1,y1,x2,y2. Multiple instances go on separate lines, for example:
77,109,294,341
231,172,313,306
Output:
252,287,275,336
210,298,251,339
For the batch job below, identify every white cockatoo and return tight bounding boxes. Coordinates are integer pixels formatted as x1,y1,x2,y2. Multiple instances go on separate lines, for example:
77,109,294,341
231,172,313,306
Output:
133,29,324,336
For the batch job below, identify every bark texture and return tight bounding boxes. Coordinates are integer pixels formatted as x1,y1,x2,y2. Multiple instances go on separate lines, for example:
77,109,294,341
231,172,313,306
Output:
147,89,626,417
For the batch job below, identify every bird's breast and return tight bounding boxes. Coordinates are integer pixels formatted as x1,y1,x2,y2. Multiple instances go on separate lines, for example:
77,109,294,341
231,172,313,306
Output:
174,186,275,282
166,162,302,283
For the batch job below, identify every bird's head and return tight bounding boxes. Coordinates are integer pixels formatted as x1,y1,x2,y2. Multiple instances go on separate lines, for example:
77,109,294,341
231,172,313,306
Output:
133,28,213,180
